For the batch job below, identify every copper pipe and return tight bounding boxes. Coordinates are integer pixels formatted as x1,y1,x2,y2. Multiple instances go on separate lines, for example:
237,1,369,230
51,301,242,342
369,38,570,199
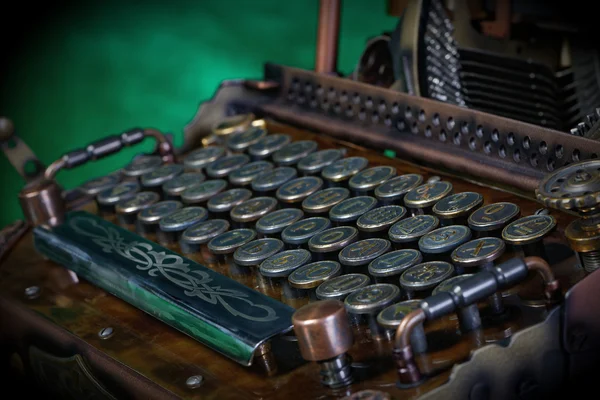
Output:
315,0,340,74
144,128,177,163
525,256,562,303
393,308,426,384
44,158,67,181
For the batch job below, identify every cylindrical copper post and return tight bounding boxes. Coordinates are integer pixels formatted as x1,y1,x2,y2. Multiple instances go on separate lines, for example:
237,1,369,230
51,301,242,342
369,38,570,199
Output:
18,179,65,227
292,299,354,388
315,0,340,74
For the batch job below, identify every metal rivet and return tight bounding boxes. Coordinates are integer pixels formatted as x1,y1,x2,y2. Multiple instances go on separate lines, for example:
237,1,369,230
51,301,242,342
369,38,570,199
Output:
24,286,40,299
98,327,114,339
186,375,204,389
427,176,441,184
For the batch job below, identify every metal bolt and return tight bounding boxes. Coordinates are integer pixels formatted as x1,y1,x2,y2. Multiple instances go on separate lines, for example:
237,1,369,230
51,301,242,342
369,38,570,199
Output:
427,176,441,184
98,327,114,339
186,375,204,389
24,286,40,299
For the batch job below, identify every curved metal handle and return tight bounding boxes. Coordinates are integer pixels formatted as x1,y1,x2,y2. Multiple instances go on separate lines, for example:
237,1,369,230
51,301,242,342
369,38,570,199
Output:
44,128,175,180
393,256,561,385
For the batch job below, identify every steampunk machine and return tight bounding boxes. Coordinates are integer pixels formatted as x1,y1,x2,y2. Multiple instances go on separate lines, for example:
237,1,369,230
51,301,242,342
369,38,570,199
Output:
1,0,600,398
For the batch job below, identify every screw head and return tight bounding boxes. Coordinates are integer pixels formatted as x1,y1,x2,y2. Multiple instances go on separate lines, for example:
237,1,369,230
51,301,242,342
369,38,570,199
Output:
186,375,204,389
24,286,40,299
98,327,114,339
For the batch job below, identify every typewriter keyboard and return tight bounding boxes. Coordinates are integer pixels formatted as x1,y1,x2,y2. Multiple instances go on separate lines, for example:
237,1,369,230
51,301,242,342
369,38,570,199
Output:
19,114,586,399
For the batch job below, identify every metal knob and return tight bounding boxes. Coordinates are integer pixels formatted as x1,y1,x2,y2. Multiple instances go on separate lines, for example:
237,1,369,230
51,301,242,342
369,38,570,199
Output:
536,160,600,273
292,299,354,388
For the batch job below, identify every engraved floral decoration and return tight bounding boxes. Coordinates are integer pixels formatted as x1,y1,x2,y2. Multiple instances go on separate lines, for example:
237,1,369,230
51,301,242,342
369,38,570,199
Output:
69,215,278,322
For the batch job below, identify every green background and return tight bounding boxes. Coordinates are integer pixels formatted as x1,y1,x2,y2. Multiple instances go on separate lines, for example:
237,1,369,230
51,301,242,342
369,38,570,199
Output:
0,0,398,228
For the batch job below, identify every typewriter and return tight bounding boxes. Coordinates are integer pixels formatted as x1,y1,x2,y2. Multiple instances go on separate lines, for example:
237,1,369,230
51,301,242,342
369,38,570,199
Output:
1,1,600,399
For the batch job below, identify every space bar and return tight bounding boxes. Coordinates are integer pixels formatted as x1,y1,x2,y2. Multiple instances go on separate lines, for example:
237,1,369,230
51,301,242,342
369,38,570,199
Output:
32,210,294,366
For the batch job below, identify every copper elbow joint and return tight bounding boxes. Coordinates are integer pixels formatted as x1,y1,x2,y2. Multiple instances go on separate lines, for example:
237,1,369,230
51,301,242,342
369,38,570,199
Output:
524,256,562,304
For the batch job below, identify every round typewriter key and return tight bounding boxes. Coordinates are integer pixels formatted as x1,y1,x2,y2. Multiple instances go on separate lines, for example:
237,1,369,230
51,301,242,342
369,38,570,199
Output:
281,217,332,249
418,225,472,263
302,187,350,216
404,181,453,215
115,191,160,227
276,176,324,206
248,133,291,160
140,164,184,193
357,205,407,238
213,113,255,138
339,238,391,274
433,274,481,332
234,238,284,267
345,284,401,335
205,154,250,179
96,181,140,215
432,192,484,226
368,249,423,285
251,167,298,195
377,300,427,350
137,200,183,235
207,188,252,219
348,166,397,196
329,196,378,226
256,208,304,238
502,214,556,261
180,218,230,257
388,214,440,250
272,140,318,166
400,261,455,299
468,202,521,237
228,160,273,186
308,226,359,261
297,149,346,175
157,206,209,246
208,228,257,258
181,179,228,206
322,156,369,186
80,173,121,196
289,260,342,301
162,172,205,200
374,174,424,205
452,237,506,314
183,146,226,171
451,237,506,269
122,155,162,179
230,197,278,227
316,273,371,301
259,249,312,300
226,126,267,153
260,249,312,278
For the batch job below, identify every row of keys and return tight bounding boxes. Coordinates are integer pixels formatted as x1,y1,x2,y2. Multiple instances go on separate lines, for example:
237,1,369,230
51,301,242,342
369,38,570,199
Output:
82,117,558,338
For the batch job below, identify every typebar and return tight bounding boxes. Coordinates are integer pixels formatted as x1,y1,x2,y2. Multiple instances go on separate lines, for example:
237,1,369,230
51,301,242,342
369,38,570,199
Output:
32,210,295,366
